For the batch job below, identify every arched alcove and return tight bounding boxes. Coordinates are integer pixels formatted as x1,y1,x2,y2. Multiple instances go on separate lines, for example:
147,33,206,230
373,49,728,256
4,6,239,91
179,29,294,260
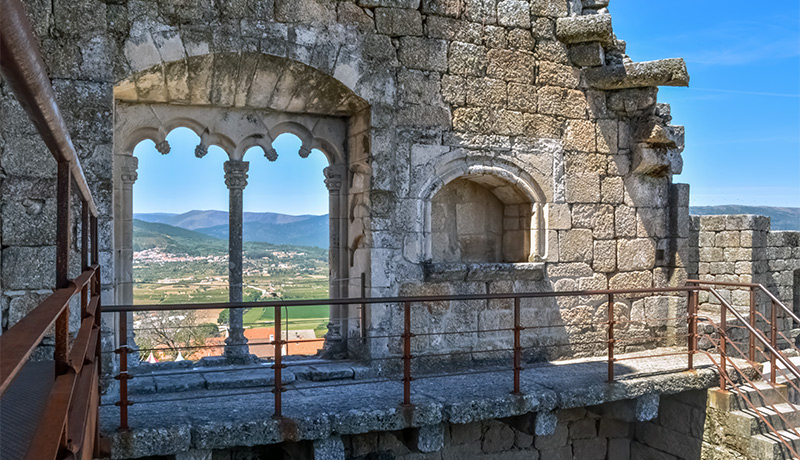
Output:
420,159,548,265
431,177,532,264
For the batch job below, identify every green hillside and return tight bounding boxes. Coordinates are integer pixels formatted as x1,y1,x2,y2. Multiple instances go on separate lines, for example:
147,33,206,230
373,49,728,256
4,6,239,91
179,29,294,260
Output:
133,219,226,255
690,206,800,231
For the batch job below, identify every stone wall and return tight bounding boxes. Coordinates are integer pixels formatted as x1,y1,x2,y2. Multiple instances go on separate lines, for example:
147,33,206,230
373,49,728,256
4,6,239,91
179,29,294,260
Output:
1,0,691,363
689,214,800,315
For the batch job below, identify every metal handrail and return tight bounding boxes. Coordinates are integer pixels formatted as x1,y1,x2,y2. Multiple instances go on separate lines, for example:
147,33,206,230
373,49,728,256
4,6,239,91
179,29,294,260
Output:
706,287,800,382
105,285,702,313
687,279,800,324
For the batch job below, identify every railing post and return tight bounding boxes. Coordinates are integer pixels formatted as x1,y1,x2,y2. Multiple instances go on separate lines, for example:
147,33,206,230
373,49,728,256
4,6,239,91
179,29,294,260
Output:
116,311,130,430
512,296,522,395
688,289,696,370
81,200,89,317
273,305,283,418
771,299,778,383
361,272,367,344
607,293,615,383
55,161,71,375
749,287,756,362
402,301,412,407
720,302,727,390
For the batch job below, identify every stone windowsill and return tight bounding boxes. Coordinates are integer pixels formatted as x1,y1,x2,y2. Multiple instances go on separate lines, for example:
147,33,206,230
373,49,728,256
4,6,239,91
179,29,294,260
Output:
424,262,545,282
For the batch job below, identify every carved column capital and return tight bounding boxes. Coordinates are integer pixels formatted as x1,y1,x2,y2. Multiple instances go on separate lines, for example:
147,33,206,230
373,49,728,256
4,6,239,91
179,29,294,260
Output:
195,143,208,158
323,164,346,193
264,147,278,162
156,140,170,155
120,155,139,185
224,160,249,190
298,145,312,159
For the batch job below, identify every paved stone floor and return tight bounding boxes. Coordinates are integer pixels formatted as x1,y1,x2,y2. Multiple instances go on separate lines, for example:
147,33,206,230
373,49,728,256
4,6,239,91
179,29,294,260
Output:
100,348,754,459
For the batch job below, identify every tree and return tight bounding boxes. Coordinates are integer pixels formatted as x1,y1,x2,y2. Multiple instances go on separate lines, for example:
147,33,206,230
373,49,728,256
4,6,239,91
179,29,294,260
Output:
135,310,219,361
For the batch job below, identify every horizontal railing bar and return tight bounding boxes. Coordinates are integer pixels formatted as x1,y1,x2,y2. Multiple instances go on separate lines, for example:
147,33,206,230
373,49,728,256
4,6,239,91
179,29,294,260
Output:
688,279,800,326
24,370,77,460
105,286,703,313
0,285,77,395
66,362,98,455
72,265,98,292
0,0,98,216
67,319,97,372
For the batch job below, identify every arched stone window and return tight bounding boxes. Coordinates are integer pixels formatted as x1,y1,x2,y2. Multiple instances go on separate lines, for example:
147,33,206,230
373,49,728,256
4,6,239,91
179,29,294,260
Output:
431,177,532,264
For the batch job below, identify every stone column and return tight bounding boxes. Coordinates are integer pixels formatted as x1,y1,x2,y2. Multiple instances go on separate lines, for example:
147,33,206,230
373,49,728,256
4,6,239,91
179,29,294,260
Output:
223,160,251,363
119,155,139,349
321,164,347,358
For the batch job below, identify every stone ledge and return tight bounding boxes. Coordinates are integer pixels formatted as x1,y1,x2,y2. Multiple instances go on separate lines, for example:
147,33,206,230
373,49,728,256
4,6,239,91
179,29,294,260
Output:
101,350,756,459
585,58,690,90
424,262,545,282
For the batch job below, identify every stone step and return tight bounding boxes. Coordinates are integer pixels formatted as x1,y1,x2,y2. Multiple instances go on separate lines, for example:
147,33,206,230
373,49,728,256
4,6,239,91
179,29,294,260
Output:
728,403,800,436
710,382,789,412
750,428,800,460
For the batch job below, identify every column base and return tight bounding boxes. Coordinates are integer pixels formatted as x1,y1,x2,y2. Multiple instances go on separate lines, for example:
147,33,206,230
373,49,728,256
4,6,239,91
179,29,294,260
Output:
320,322,346,360
224,334,254,364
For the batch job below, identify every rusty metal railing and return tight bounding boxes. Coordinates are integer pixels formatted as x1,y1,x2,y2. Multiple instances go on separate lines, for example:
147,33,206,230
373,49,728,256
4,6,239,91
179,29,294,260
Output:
696,286,800,458
0,0,103,458
107,286,706,429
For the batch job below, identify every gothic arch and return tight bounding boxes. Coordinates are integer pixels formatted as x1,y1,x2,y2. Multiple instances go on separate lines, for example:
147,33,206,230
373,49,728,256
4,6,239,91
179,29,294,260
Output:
112,50,372,358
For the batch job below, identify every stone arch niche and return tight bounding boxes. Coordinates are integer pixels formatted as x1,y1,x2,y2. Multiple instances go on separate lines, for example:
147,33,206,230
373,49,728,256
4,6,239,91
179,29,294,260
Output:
420,161,548,268
112,52,370,359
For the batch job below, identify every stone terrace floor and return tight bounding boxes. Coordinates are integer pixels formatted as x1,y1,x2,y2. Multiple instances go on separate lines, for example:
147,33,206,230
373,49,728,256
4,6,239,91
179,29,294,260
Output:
100,348,754,459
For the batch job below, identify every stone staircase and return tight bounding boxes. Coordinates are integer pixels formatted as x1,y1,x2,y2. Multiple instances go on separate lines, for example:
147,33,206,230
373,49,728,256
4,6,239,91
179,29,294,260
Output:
708,380,800,459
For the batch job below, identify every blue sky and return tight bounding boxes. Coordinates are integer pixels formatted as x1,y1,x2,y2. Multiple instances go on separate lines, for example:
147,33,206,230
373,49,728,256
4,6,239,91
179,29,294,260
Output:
610,0,800,207
133,2,800,214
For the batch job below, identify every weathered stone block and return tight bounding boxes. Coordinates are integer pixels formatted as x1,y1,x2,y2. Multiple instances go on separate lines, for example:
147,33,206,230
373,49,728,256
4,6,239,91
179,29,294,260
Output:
559,229,593,263
698,215,725,231
537,61,580,88
275,0,337,23
398,37,448,72
556,14,613,44
530,0,567,17
523,113,562,139
422,0,463,17
464,0,497,24
609,270,652,289
487,49,536,84
448,41,488,76
593,240,616,272
1,246,56,290
534,423,568,450
507,83,537,112
569,42,605,67
450,422,482,445
441,74,468,106
538,86,588,119
573,437,607,460
570,417,597,439
497,0,531,28
565,173,600,203
600,176,623,204
360,0,421,7
572,204,614,239
508,29,535,50
482,421,515,453
617,238,656,271
466,78,507,107
375,8,423,36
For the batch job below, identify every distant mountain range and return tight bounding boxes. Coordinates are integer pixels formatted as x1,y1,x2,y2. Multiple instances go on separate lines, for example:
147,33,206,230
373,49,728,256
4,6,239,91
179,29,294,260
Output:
134,210,329,248
690,205,800,231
